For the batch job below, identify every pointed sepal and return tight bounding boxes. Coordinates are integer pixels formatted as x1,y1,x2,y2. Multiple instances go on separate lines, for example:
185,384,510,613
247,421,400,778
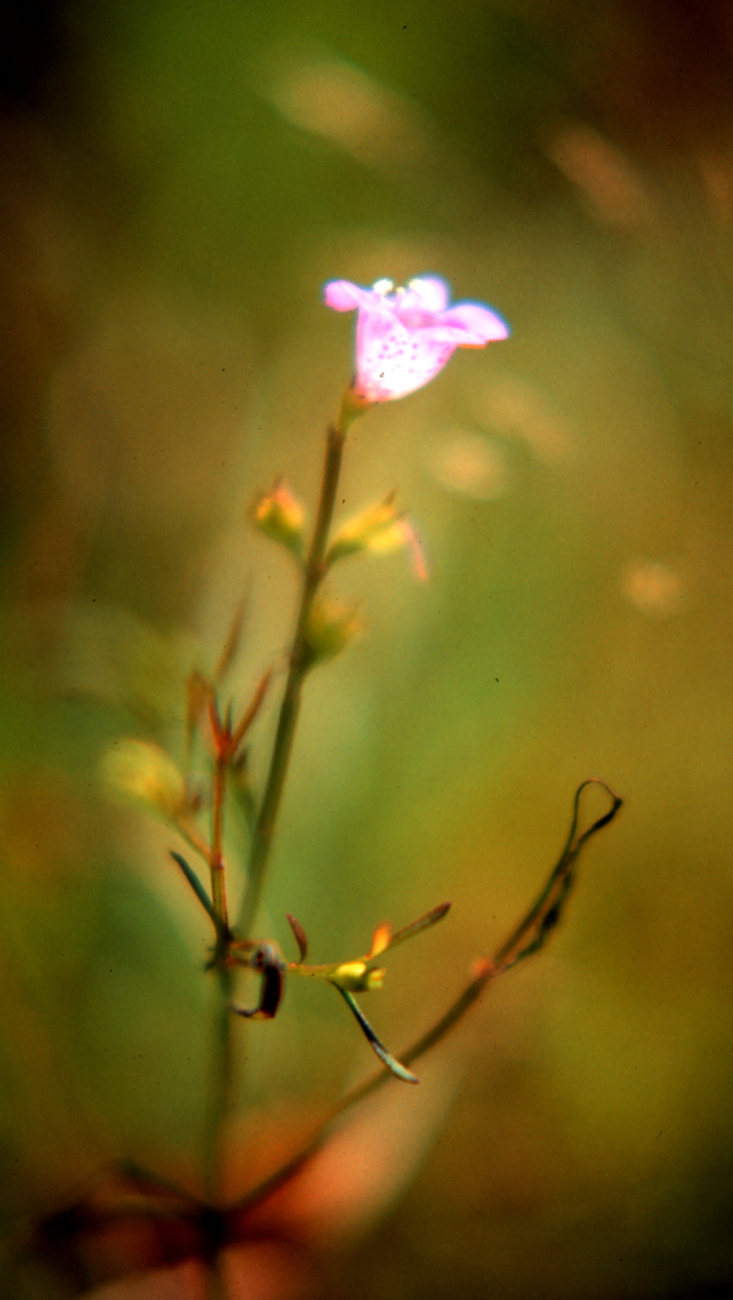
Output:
286,912,309,963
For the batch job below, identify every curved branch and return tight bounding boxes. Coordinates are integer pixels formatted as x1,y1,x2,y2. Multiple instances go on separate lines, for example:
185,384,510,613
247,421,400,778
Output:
231,779,622,1215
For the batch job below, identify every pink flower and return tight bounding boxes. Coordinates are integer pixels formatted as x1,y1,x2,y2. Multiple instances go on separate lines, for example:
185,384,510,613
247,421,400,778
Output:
324,275,509,403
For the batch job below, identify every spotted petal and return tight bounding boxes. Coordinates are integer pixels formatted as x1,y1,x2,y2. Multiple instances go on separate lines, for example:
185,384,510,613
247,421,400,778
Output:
355,312,456,402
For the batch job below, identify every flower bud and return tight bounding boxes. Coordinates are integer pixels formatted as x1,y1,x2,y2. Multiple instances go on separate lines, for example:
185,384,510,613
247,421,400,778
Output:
327,495,428,579
329,960,386,992
303,594,360,664
327,494,399,564
250,480,305,557
101,739,186,822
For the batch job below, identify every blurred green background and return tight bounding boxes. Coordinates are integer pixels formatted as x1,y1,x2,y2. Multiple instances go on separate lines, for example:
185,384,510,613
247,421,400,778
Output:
3,1,733,1296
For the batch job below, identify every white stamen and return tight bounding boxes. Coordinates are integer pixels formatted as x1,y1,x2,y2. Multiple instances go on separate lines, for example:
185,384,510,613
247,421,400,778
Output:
372,278,394,295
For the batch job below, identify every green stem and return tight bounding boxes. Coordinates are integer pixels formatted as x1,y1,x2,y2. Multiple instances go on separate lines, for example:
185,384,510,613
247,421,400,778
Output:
204,963,233,1204
238,423,346,936
210,753,229,932
203,418,347,1218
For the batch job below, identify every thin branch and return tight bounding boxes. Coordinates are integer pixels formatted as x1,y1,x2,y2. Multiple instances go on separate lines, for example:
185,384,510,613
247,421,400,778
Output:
210,753,229,929
230,779,622,1215
204,966,234,1204
492,778,623,971
238,424,347,937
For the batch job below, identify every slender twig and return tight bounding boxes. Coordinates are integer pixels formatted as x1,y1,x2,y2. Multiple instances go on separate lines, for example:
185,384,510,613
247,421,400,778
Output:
210,753,229,930
229,780,622,1214
492,778,622,970
238,423,346,936
205,733,234,1205
230,669,273,751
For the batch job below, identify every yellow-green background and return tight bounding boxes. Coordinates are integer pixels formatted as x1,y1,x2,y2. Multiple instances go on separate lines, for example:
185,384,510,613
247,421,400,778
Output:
2,1,733,1296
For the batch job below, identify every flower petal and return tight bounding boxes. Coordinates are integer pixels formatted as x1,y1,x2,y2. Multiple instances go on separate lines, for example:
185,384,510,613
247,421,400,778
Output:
355,311,456,402
414,324,493,346
439,302,510,340
395,277,451,328
324,280,373,312
405,276,450,312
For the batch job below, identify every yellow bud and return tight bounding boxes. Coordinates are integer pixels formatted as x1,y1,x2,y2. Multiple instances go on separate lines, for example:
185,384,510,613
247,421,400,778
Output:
327,494,399,565
101,739,186,821
327,497,428,580
303,594,360,664
329,961,385,992
372,517,429,580
250,480,305,556
364,520,408,555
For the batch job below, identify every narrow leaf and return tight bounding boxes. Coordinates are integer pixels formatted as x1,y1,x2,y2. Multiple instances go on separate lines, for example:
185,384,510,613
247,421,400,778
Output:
214,593,248,683
170,851,217,925
207,692,224,746
185,670,212,755
231,668,274,749
386,901,451,952
335,986,418,1083
286,912,309,962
